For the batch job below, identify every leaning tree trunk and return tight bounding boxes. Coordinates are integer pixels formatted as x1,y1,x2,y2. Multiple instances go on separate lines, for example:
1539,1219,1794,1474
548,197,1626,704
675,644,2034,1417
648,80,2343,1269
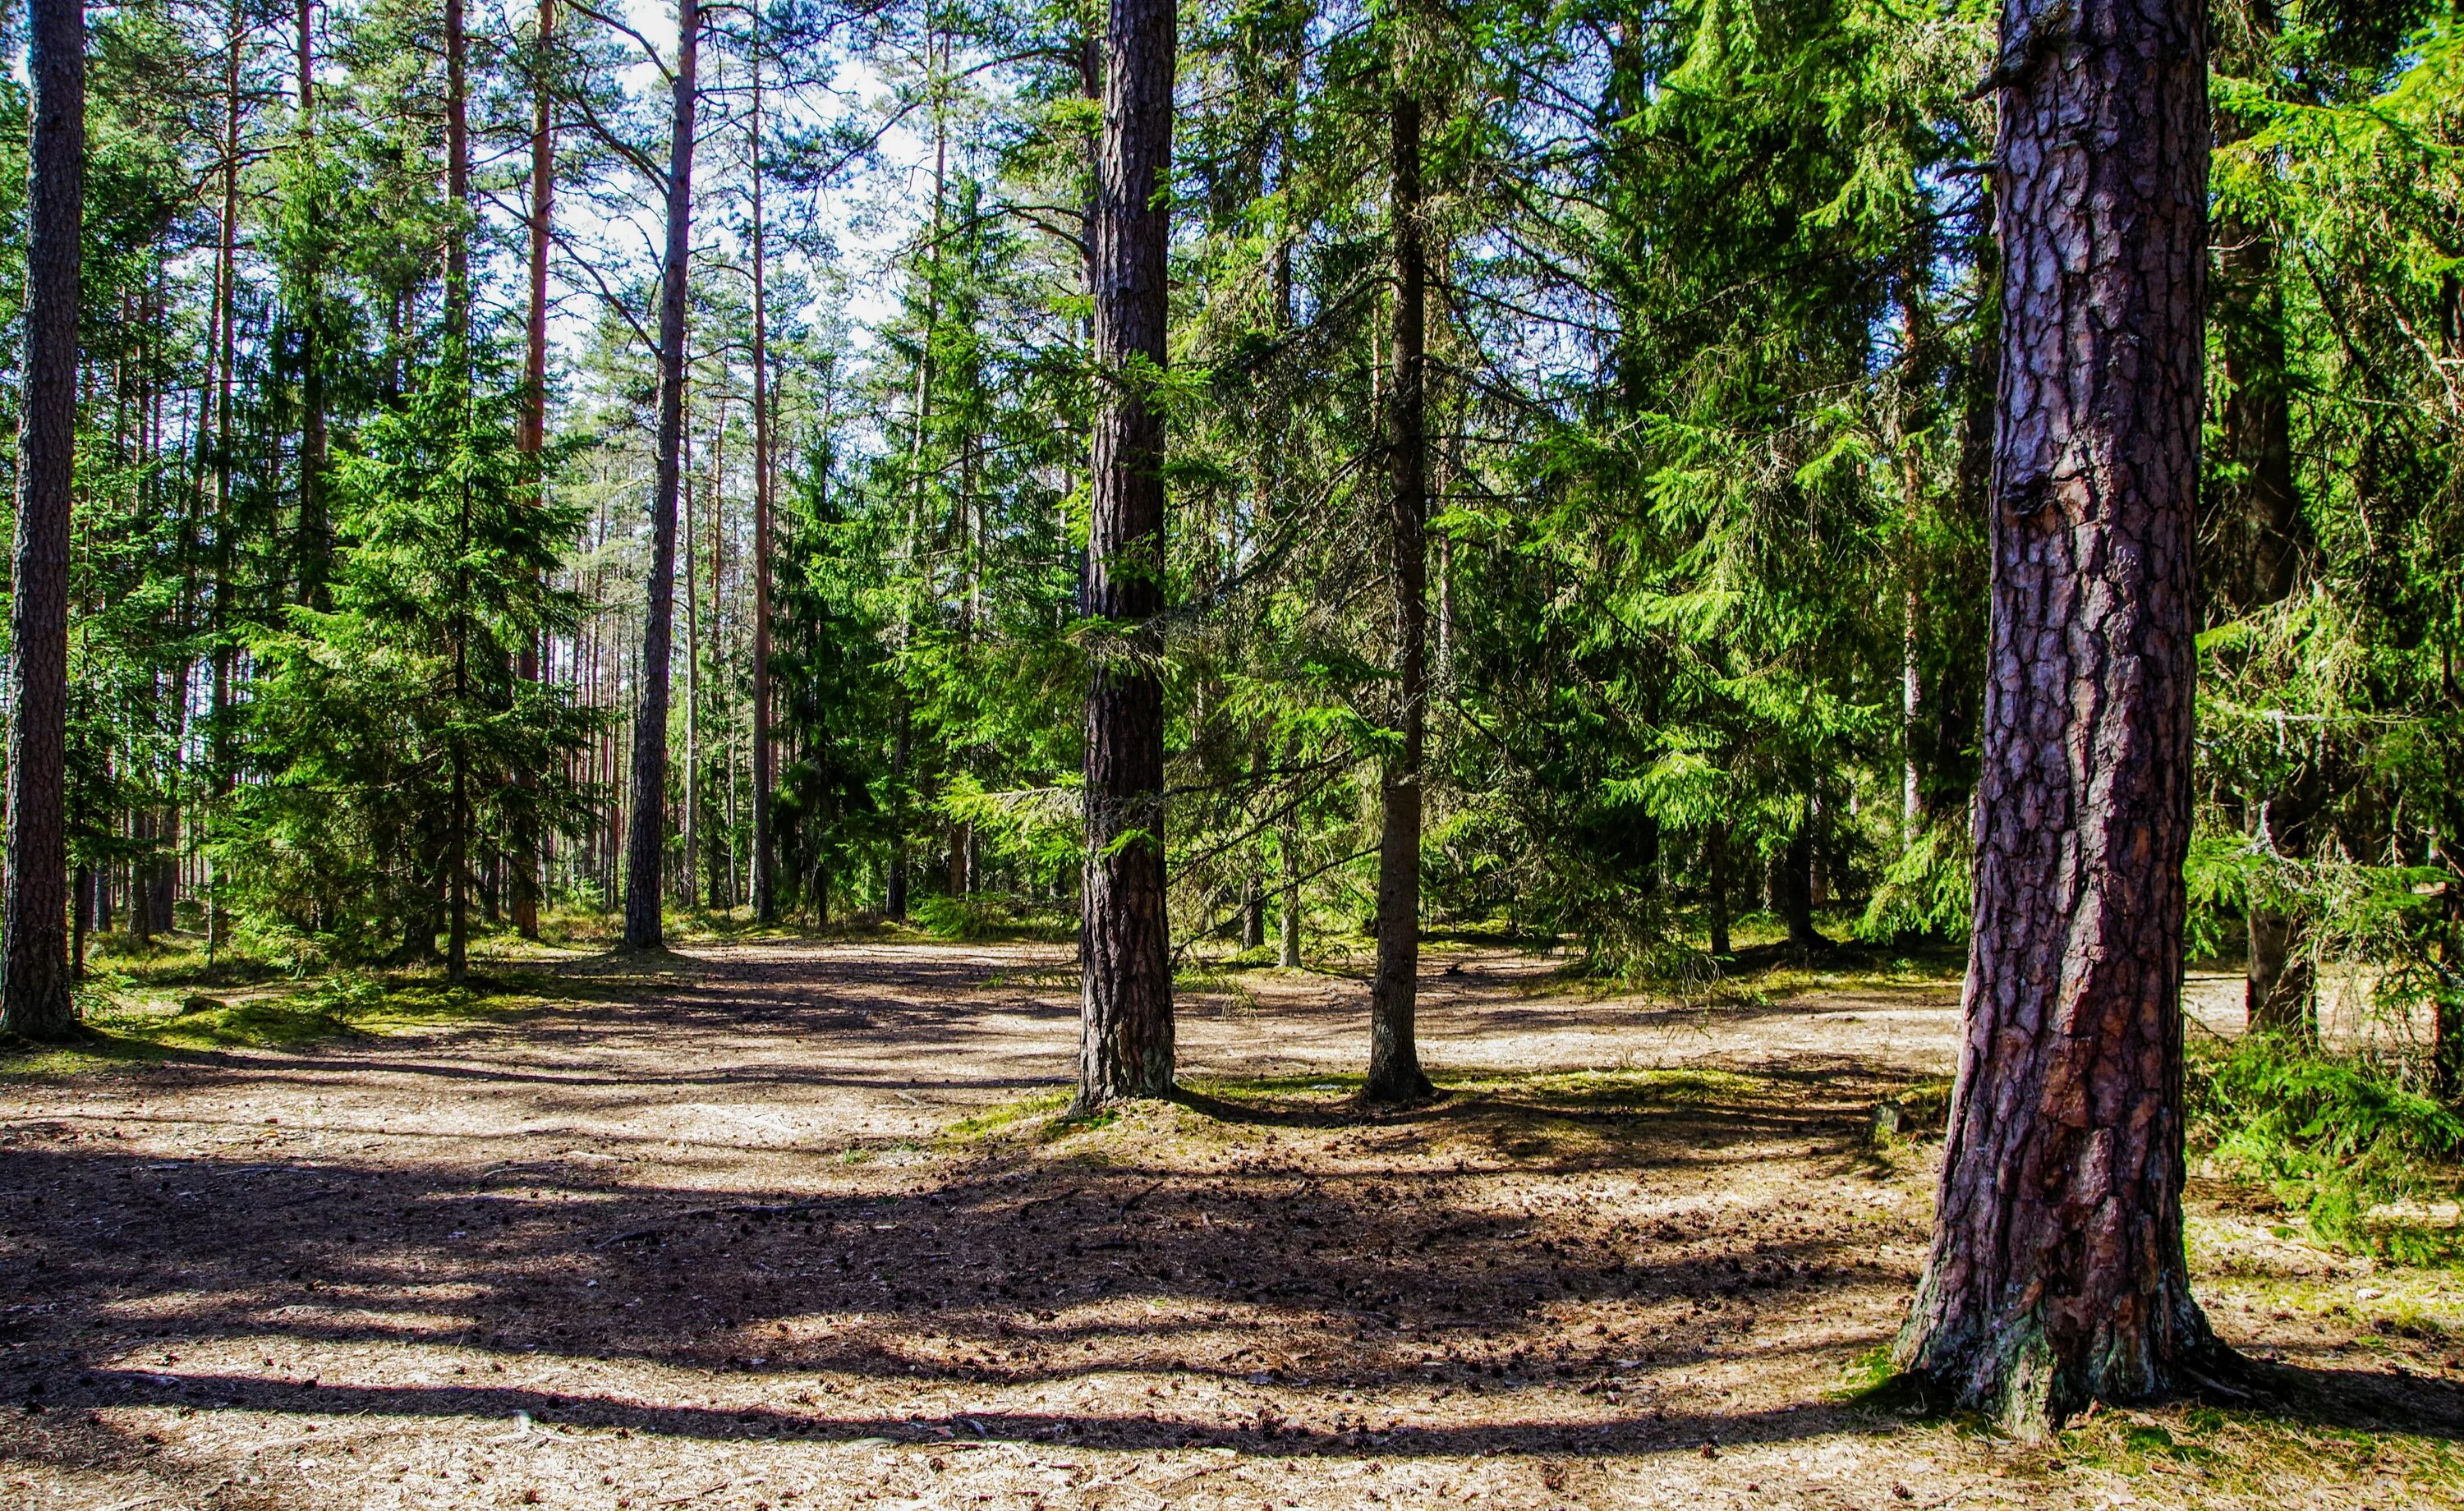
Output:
1,0,84,1041
1074,0,1177,1112
622,0,701,952
1895,0,2217,1435
1367,88,1432,1105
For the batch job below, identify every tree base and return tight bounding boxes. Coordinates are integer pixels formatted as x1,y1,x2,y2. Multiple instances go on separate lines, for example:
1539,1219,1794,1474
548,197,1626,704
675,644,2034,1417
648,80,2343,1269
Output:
1066,1086,1175,1122
1361,1068,1436,1106
1892,1300,2232,1439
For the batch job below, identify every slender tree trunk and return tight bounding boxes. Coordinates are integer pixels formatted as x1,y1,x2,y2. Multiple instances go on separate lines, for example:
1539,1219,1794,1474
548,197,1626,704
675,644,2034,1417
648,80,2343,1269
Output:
1781,813,1827,950
0,0,84,1040
513,0,555,940
1895,0,2218,1434
295,0,330,609
1368,88,1432,1105
1074,0,1178,1112
622,0,701,951
2210,110,2315,1037
1277,824,1302,967
885,709,910,919
683,387,701,911
748,22,775,924
205,0,243,961
443,0,473,982
1706,822,1731,958
444,0,468,333
701,396,727,912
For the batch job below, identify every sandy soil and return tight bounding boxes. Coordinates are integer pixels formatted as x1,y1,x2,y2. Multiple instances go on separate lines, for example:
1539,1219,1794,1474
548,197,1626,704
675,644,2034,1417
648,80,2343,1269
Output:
1,940,2457,1510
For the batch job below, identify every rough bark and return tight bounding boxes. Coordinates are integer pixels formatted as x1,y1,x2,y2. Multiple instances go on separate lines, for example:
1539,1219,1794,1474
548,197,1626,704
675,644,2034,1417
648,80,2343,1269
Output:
1896,0,2217,1435
1367,89,1432,1106
623,0,701,952
1075,0,1177,1112
1,0,84,1041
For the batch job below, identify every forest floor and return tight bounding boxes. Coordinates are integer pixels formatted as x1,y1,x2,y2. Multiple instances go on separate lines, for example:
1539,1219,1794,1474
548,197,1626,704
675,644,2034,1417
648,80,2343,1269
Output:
1,936,2459,1511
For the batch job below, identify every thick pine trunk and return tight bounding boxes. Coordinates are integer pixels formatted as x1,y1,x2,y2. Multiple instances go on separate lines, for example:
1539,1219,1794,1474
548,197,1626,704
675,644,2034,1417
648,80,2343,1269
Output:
1896,0,2217,1434
623,0,701,952
1,0,83,1040
1367,89,1432,1105
1074,0,1177,1111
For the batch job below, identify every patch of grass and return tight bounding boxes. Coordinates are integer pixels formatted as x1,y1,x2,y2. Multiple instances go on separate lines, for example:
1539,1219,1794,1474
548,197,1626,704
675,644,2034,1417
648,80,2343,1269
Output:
939,1090,1073,1146
2058,1407,2455,1498
1827,1343,1906,1403
1180,1072,1362,1103
1448,1066,1770,1111
0,965,598,1077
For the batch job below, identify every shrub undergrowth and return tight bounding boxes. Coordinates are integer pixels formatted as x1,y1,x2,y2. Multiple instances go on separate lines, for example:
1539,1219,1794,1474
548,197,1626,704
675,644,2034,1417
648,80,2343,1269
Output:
2189,1033,2464,1262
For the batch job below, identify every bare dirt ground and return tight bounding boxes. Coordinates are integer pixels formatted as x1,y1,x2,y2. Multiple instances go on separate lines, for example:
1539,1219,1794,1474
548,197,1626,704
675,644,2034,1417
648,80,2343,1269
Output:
2,940,2458,1511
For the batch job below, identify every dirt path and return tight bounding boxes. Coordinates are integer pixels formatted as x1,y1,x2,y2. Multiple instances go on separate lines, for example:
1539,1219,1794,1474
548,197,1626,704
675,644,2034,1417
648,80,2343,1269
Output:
1,941,2457,1510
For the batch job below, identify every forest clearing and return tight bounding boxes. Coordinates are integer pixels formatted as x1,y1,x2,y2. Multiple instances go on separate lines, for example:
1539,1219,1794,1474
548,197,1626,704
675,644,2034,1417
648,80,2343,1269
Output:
6,0,2464,1495
1,937,2458,1509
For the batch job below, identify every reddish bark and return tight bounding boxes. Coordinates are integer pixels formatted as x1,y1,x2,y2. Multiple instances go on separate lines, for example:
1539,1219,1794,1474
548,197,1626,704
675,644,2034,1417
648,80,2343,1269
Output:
1076,0,1177,1111
1,0,85,1040
1895,0,2220,1433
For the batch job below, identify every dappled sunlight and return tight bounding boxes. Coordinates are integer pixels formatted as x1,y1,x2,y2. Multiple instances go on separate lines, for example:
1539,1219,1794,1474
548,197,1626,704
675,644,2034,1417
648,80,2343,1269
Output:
3,941,2458,1509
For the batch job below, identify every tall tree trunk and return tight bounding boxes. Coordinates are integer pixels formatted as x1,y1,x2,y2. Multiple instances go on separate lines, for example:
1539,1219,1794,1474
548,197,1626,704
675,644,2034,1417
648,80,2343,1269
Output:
623,0,701,952
2210,98,2315,1036
683,386,701,911
1367,88,1432,1105
701,395,726,912
748,19,775,924
444,0,472,984
294,0,329,609
1895,0,2218,1434
205,0,243,962
444,0,468,334
0,0,84,1040
1074,0,1177,1112
513,0,554,941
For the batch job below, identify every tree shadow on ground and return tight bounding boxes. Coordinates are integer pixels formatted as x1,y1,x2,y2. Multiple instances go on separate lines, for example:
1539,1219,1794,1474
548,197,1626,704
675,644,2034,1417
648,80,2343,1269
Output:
0,939,2452,1501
